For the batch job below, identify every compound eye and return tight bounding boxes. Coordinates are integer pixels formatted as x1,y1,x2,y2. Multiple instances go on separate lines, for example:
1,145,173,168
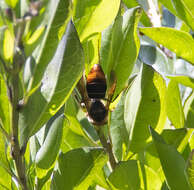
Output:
89,100,107,123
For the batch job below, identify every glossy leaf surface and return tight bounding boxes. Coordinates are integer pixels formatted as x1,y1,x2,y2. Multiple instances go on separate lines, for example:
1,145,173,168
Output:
108,160,162,190
19,21,84,145
166,80,185,128
101,7,142,98
167,75,194,89
110,93,129,161
184,91,194,128
187,150,194,189
73,0,120,41
30,0,71,90
124,64,166,152
51,148,108,190
139,27,194,64
150,127,192,190
35,115,64,169
0,77,10,133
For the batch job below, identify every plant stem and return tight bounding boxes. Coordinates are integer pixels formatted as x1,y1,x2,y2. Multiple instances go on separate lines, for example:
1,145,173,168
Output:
96,127,117,170
10,72,28,190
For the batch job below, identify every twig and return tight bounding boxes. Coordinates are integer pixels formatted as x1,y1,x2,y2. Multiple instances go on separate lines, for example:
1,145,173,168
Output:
10,72,28,190
147,0,161,27
96,127,117,170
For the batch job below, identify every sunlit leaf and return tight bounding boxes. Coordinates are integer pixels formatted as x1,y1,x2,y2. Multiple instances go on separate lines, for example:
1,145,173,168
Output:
0,77,10,133
5,0,18,8
150,127,192,190
61,117,93,154
124,64,166,152
187,150,194,189
35,115,64,169
166,80,185,128
0,166,11,190
73,0,120,41
167,75,194,89
110,93,129,161
24,26,46,57
19,21,84,145
159,0,194,30
30,0,72,90
108,160,162,190
51,148,108,190
139,27,194,64
108,160,141,190
123,0,151,26
101,7,142,98
184,91,194,128
3,28,14,61
171,0,194,30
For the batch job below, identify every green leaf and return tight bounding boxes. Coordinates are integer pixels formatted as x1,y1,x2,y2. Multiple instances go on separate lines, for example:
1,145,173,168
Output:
23,56,36,92
30,135,40,162
64,95,78,117
184,91,194,128
0,76,10,133
51,148,108,190
73,0,120,42
158,0,194,30
62,96,96,150
167,75,194,89
190,133,194,149
109,160,162,190
161,128,188,149
143,143,163,174
0,132,9,169
0,132,11,189
5,0,18,8
110,93,129,161
166,80,185,128
158,0,177,16
19,21,84,145
36,169,53,190
144,130,193,185
30,0,71,90
187,150,194,189
124,64,166,152
122,0,152,26
75,150,109,190
26,26,45,45
3,28,14,61
139,27,194,64
108,160,141,190
35,115,64,169
0,27,6,58
139,163,162,190
24,26,46,57
82,34,101,74
0,166,11,190
150,127,192,190
181,0,194,17
139,45,171,75
171,0,194,30
61,117,93,154
101,7,142,97
161,128,193,155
